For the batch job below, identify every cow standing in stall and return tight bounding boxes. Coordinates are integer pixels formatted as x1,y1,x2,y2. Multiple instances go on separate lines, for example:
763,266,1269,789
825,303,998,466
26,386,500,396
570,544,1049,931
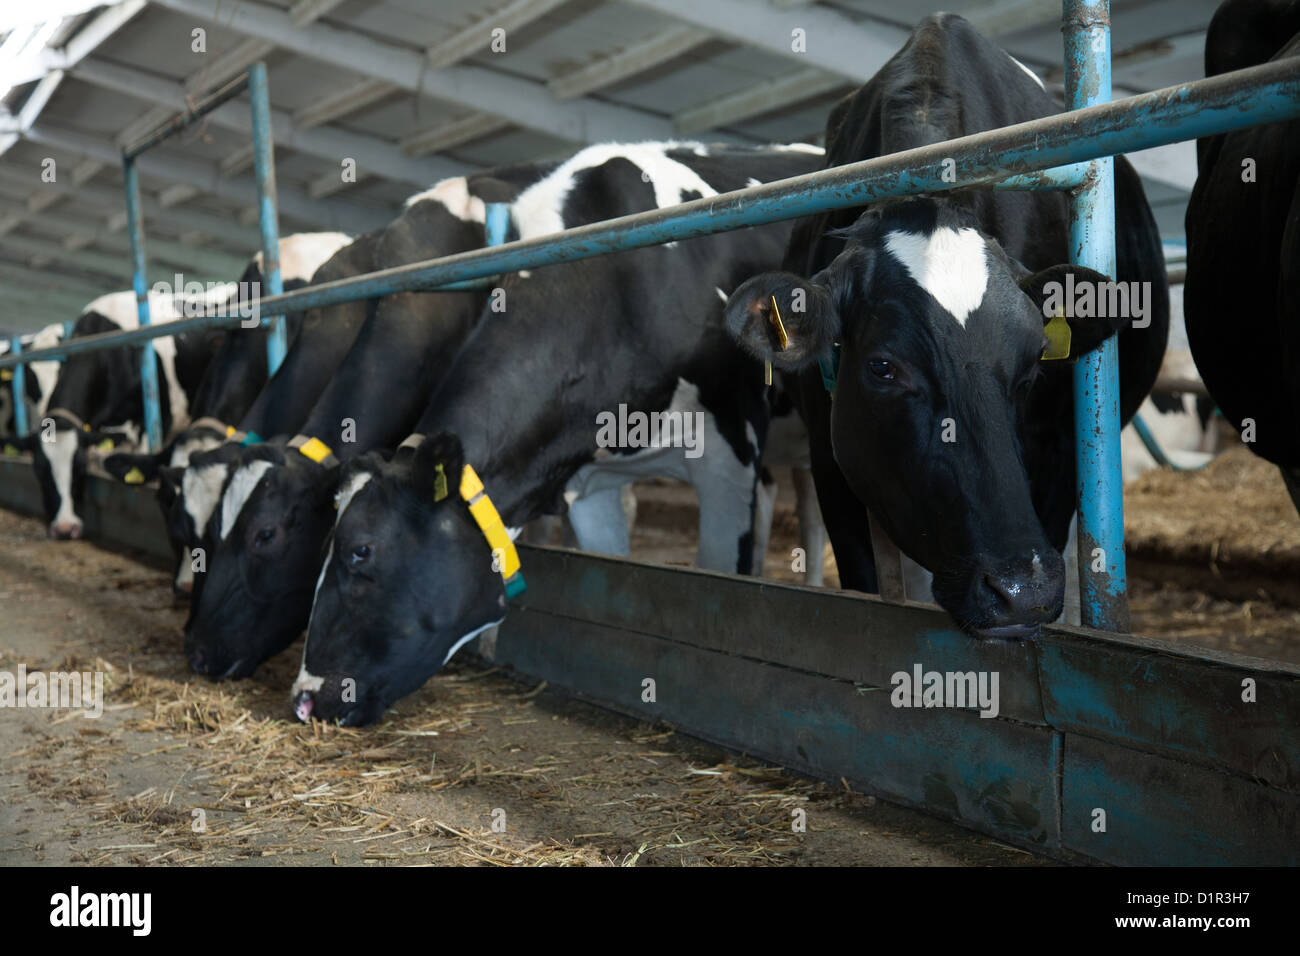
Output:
1184,0,1300,512
723,14,1169,638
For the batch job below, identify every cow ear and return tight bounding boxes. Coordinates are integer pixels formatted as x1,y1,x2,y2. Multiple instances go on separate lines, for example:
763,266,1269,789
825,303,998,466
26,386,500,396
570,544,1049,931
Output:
103,451,160,483
412,432,465,505
1018,264,1127,360
723,270,843,373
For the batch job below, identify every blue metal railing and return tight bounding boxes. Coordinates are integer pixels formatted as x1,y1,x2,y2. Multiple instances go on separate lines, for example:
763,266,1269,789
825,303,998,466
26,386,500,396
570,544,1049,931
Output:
2,7,1297,631
120,63,283,451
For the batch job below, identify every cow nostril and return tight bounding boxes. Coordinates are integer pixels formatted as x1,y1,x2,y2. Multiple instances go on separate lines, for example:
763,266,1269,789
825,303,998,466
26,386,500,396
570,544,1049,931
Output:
983,572,1025,607
294,691,315,723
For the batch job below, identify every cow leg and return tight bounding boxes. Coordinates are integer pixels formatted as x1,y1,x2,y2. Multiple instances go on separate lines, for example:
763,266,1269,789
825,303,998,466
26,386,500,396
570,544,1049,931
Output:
799,372,878,592
1059,513,1082,626
902,556,934,605
750,469,777,577
792,465,826,587
566,485,631,556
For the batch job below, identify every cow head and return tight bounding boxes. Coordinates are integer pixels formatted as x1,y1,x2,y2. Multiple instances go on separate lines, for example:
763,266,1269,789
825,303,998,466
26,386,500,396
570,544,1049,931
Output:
103,421,233,595
292,434,507,726
725,199,1124,638
182,442,340,679
24,413,137,539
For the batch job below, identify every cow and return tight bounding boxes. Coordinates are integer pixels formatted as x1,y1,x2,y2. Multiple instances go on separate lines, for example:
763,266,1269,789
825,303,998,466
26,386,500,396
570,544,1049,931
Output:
289,141,825,725
28,233,350,540
0,323,64,438
102,232,376,594
179,163,558,679
1184,0,1300,512
720,14,1169,639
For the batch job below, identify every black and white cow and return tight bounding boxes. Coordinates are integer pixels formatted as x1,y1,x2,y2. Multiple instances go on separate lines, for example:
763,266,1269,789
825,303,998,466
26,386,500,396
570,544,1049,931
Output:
0,323,64,438
30,233,350,540
104,232,373,594
180,164,557,678
722,14,1169,638
290,142,824,725
1184,0,1300,511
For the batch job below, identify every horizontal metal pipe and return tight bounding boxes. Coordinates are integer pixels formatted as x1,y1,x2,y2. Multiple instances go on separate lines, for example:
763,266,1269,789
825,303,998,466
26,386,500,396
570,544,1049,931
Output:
122,72,252,159
986,159,1092,191
5,58,1297,369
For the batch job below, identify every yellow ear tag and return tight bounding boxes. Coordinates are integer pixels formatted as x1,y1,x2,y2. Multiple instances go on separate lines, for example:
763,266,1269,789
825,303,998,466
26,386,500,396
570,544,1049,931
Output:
769,296,789,350
0,369,12,381
97,438,115,453
124,466,146,484
433,463,448,502
82,423,91,432
3,443,18,456
1041,309,1072,361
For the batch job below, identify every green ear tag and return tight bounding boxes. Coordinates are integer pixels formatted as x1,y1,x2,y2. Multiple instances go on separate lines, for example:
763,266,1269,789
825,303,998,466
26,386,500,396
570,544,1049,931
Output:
97,438,115,453
433,463,448,502
3,443,18,456
123,466,146,484
1042,310,1072,361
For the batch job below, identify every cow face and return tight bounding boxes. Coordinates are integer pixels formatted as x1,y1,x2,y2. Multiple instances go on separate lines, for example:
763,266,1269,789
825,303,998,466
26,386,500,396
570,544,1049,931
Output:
26,418,135,539
183,444,339,679
104,425,230,596
725,199,1124,638
292,435,506,727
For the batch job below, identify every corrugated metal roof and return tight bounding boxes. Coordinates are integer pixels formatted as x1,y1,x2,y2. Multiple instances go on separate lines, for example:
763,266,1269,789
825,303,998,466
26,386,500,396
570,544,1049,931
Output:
0,0,1214,333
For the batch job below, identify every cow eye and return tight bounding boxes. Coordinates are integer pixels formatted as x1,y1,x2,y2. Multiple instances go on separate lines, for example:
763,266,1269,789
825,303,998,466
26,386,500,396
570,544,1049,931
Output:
867,359,896,381
254,527,275,547
349,544,372,566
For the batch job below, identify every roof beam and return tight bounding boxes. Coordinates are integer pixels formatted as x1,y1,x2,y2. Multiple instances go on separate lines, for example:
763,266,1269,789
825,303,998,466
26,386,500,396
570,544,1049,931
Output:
293,77,396,130
24,123,391,234
0,165,260,248
219,144,255,177
962,0,1061,37
74,58,469,187
424,0,573,69
0,259,106,299
623,0,907,83
148,0,681,144
548,24,712,100
0,233,130,283
22,209,249,275
675,66,847,134
183,37,275,95
289,0,350,27
400,113,510,158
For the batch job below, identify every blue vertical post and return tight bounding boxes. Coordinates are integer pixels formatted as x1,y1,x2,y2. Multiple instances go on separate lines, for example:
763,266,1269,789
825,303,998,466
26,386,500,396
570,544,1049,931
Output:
122,157,164,452
248,62,286,375
9,335,28,438
485,202,510,248
1064,0,1128,631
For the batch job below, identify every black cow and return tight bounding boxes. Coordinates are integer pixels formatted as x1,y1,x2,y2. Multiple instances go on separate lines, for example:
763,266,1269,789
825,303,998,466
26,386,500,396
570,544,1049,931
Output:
292,142,824,725
723,15,1169,637
1184,0,1300,511
182,165,554,679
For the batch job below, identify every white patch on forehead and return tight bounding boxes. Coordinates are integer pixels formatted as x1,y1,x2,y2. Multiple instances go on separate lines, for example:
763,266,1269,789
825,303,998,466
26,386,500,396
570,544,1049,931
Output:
219,460,274,540
883,227,989,327
291,657,325,703
168,433,223,469
183,462,229,539
42,429,80,531
1007,53,1046,91
403,176,486,223
255,232,352,282
333,471,373,522
512,142,718,240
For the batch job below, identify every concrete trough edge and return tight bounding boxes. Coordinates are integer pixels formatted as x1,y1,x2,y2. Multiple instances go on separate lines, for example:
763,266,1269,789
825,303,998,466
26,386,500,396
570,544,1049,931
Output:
1,456,1296,864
